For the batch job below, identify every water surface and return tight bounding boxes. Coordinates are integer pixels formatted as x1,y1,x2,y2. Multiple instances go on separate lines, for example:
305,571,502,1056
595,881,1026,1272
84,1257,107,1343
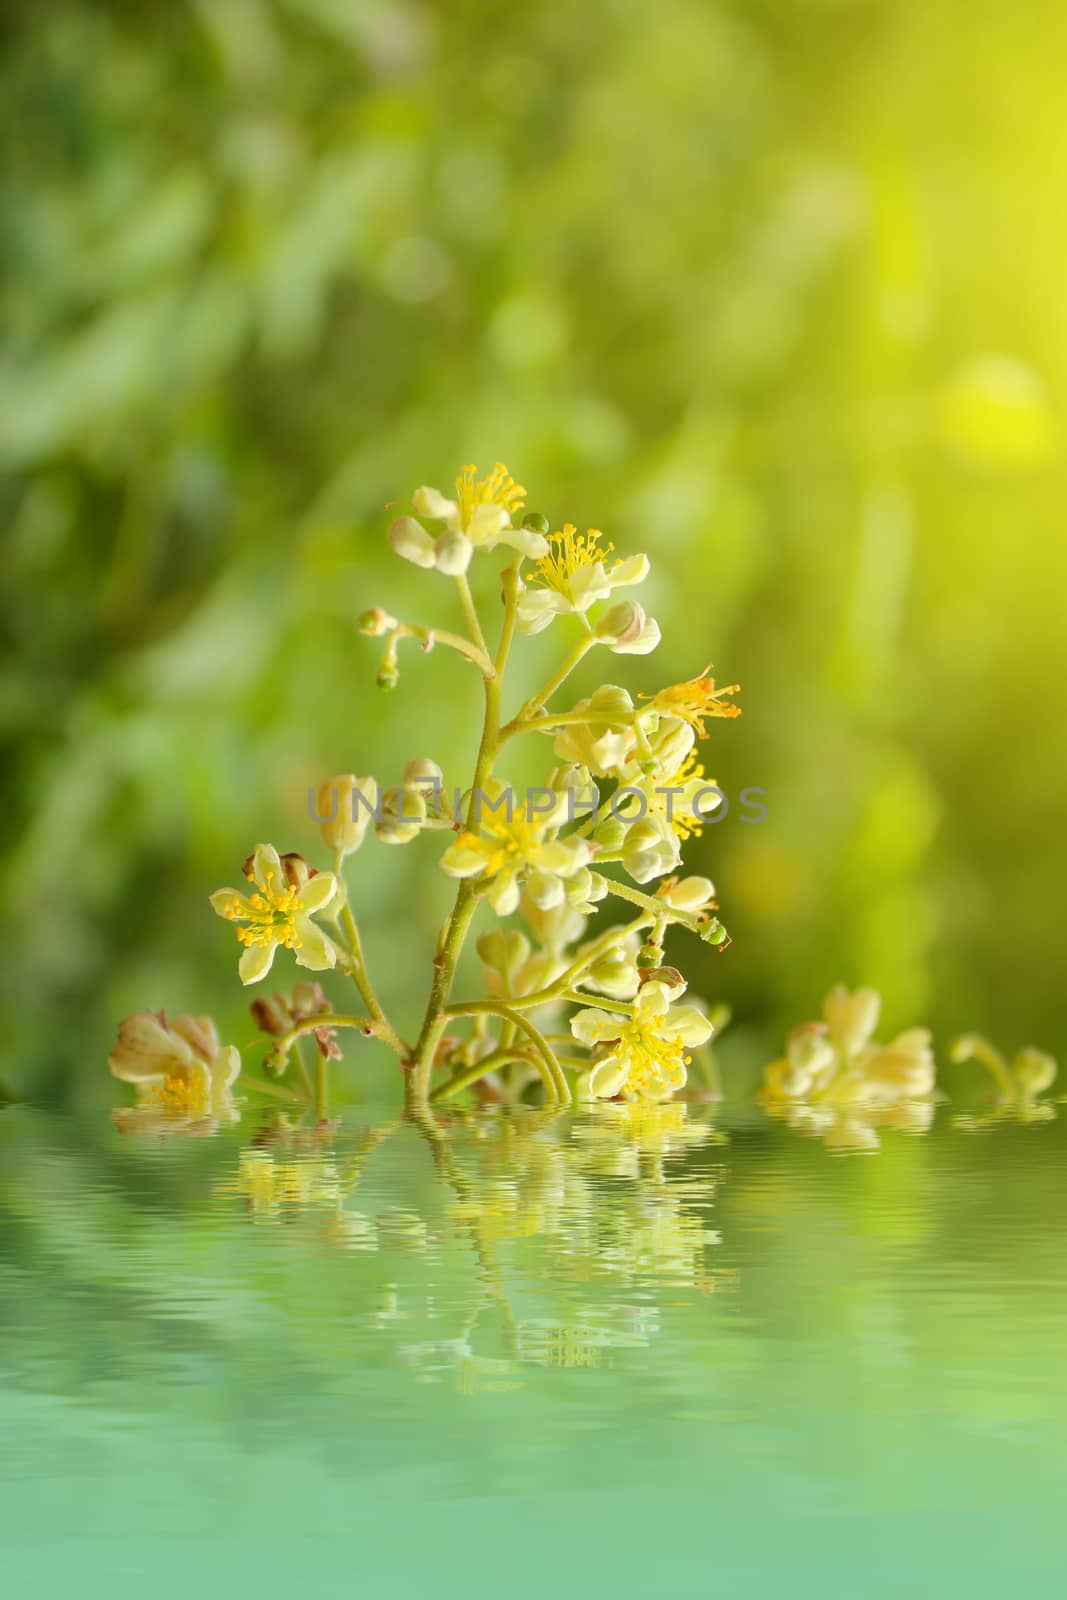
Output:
2,1101,1064,1594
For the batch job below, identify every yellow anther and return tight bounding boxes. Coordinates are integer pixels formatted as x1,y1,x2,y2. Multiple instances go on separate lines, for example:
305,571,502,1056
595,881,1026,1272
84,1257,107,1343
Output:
532,524,619,593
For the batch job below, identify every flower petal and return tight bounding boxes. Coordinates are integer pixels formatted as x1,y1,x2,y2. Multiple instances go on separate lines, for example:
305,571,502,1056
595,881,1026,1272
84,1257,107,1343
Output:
211,1044,242,1094
412,486,456,519
250,843,284,889
661,1004,713,1048
389,516,437,568
609,614,661,655
297,871,337,915
608,552,650,588
239,942,277,985
488,872,520,916
588,1052,630,1099
524,869,565,910
440,837,490,877
108,1012,191,1082
570,1008,624,1048
293,919,337,972
169,1014,221,1063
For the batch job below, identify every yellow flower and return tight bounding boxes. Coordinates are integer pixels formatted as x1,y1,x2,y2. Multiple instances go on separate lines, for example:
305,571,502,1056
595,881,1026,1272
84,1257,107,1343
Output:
571,979,713,1103
762,985,935,1109
210,844,339,985
641,666,741,738
440,784,592,915
390,462,546,575
552,685,640,776
517,525,649,633
109,1010,241,1136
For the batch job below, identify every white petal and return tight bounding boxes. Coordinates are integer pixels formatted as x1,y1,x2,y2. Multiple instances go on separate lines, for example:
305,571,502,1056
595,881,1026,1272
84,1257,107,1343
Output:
609,614,661,655
588,1052,630,1099
108,1013,190,1082
570,1008,624,1048
488,872,520,916
412,486,456,519
389,516,437,568
239,942,277,985
297,871,337,914
662,1005,714,1047
567,562,612,611
434,530,474,575
250,843,284,888
467,504,510,544
211,1045,242,1094
293,920,337,971
501,525,549,559
440,838,489,878
636,982,672,1019
524,869,564,909
608,552,650,588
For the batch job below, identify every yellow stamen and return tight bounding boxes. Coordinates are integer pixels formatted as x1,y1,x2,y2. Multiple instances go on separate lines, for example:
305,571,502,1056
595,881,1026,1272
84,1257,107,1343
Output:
151,1070,209,1117
224,864,305,951
644,666,741,738
457,811,542,878
658,752,708,840
454,461,525,529
601,1008,691,1101
532,524,620,593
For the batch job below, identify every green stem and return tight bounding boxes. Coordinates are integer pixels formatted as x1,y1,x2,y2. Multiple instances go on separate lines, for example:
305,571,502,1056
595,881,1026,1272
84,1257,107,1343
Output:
291,1036,314,1099
443,1001,570,1104
503,915,648,1011
336,889,408,1056
430,1046,540,1103
598,875,704,932
241,1076,304,1105
314,1050,329,1122
408,577,510,1107
506,633,596,730
952,1034,1016,1102
391,619,491,675
501,707,636,743
455,572,490,658
270,1012,373,1062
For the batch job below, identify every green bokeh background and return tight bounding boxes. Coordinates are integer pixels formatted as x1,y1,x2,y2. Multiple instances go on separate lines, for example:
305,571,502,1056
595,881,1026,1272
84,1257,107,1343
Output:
3,0,1064,1108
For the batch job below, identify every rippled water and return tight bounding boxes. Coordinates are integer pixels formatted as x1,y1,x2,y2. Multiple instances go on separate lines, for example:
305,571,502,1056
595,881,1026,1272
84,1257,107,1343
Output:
2,1099,1065,1595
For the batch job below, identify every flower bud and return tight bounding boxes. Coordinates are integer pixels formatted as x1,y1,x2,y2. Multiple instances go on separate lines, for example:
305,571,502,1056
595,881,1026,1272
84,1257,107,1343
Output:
638,966,687,1000
621,818,680,883
595,601,661,655
403,758,444,814
593,813,627,852
376,783,427,844
359,606,398,637
658,875,716,913
476,928,531,980
584,948,641,1000
317,774,378,857
388,516,437,568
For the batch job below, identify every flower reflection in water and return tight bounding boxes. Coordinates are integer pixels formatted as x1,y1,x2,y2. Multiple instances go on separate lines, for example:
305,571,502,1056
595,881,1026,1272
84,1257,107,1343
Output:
211,1102,726,1391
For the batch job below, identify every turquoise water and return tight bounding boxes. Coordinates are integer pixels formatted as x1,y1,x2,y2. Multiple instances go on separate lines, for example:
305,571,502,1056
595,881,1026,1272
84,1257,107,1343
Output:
3,1100,1065,1595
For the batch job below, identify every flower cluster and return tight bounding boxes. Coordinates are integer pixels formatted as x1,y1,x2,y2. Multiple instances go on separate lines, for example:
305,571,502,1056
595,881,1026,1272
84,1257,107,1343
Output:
762,986,935,1108
109,457,744,1127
